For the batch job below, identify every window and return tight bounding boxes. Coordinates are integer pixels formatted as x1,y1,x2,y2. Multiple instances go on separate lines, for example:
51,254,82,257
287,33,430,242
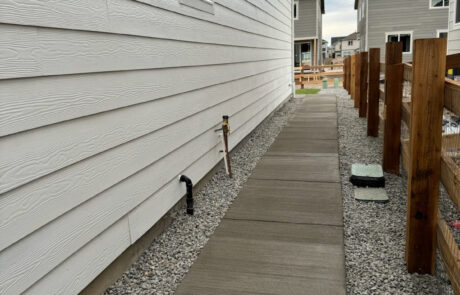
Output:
348,40,353,46
456,0,460,23
386,32,413,53
294,1,299,20
437,29,448,38
179,0,214,14
430,0,449,8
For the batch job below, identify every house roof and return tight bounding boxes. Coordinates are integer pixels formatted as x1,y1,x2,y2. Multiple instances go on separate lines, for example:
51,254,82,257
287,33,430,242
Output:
343,32,359,41
331,36,346,45
354,0,358,9
321,0,325,14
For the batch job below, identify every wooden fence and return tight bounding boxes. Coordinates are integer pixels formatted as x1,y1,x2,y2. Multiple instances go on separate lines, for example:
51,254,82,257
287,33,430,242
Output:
344,38,460,294
294,64,344,88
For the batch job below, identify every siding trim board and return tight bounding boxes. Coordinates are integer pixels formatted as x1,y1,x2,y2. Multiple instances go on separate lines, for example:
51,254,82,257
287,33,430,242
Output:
0,0,293,293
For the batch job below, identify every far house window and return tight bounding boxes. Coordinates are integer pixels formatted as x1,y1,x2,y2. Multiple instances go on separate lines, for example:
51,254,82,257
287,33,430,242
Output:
456,0,460,23
386,32,412,53
431,0,449,7
294,1,299,20
438,30,448,38
348,40,353,46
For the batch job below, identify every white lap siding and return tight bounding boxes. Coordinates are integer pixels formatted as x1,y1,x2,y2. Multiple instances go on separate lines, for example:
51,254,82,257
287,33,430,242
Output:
0,0,293,294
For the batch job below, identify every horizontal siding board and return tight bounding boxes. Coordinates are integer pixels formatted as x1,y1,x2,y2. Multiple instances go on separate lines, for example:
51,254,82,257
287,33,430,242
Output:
0,23,290,80
266,0,291,19
0,0,290,50
0,84,289,295
246,0,291,26
128,87,290,242
0,58,289,137
135,0,291,40
0,60,290,195
217,0,291,35
24,218,131,295
0,71,290,251
25,89,289,295
294,0,317,38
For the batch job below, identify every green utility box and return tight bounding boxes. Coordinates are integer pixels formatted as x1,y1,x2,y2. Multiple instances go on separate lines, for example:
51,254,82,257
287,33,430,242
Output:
322,78,328,89
334,78,339,88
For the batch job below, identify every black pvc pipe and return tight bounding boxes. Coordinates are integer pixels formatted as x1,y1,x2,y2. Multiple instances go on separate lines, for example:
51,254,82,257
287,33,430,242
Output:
179,175,194,215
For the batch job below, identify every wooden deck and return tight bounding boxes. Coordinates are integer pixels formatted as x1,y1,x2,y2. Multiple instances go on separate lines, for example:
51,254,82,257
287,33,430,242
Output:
175,95,345,295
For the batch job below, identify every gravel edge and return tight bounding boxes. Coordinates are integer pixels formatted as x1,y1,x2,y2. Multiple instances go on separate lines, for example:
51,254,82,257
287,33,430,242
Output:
321,88,455,295
105,95,301,295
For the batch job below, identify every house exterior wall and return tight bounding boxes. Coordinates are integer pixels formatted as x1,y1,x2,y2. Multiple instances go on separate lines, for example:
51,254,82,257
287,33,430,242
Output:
358,0,448,61
294,0,318,39
448,0,460,54
0,1,293,294
357,0,367,52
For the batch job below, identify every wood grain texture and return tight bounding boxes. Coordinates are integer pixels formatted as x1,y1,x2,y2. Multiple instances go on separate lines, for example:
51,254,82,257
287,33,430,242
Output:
382,42,403,174
0,0,293,292
0,58,289,137
437,212,460,295
0,75,290,252
0,23,290,80
351,55,356,101
406,38,446,274
0,0,290,50
367,48,380,137
359,52,368,118
0,87,290,295
23,218,131,295
444,79,460,117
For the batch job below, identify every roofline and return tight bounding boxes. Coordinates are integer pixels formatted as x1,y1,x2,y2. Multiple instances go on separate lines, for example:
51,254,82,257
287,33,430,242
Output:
354,0,358,9
321,0,325,14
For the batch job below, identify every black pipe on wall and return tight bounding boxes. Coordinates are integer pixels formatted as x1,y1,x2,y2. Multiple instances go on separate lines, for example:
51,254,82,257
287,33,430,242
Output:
179,175,194,215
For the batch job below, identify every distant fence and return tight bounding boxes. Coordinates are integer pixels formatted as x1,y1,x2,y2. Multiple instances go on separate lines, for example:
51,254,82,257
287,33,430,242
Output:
294,64,344,88
344,39,460,294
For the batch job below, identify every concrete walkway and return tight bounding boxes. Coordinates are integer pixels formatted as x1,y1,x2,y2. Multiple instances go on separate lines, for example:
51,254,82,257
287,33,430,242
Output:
175,95,345,295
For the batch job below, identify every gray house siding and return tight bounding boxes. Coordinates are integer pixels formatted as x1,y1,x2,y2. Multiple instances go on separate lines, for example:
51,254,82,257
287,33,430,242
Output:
317,0,323,64
0,1,293,294
294,0,317,38
361,0,448,61
357,0,367,52
448,0,460,54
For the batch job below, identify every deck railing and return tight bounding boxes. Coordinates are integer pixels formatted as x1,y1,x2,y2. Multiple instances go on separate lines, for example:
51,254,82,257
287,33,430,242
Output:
344,39,460,295
294,64,344,88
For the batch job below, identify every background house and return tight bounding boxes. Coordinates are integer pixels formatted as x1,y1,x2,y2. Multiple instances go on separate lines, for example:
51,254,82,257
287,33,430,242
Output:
0,1,293,294
322,39,329,59
356,0,449,62
448,0,460,54
331,36,346,58
294,0,325,66
341,32,360,57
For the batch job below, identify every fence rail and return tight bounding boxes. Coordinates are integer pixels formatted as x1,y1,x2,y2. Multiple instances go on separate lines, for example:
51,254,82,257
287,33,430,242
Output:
344,40,460,295
294,64,344,87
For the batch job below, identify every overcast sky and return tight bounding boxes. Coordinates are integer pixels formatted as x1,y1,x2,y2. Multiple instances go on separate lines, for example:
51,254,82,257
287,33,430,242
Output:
323,0,357,45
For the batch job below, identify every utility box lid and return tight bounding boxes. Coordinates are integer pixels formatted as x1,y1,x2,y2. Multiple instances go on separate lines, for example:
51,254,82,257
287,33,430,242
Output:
350,163,385,188
354,188,389,203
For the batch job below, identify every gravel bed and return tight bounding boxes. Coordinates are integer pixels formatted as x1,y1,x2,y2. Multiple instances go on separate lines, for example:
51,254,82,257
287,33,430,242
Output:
321,88,456,295
105,95,300,295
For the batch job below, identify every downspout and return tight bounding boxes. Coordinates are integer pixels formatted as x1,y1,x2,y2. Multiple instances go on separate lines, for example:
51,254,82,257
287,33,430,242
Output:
179,175,194,215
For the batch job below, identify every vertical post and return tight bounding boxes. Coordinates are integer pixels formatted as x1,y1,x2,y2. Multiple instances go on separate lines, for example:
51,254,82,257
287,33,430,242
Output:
359,52,369,117
354,54,361,108
382,42,403,174
343,58,347,91
346,57,351,93
406,38,446,274
367,48,381,137
350,55,356,99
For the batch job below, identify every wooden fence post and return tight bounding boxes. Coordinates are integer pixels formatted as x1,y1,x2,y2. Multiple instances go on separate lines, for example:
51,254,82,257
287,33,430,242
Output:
406,38,447,274
367,48,381,137
354,54,361,108
359,52,369,117
347,57,351,93
351,55,356,100
344,58,348,92
382,42,403,174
